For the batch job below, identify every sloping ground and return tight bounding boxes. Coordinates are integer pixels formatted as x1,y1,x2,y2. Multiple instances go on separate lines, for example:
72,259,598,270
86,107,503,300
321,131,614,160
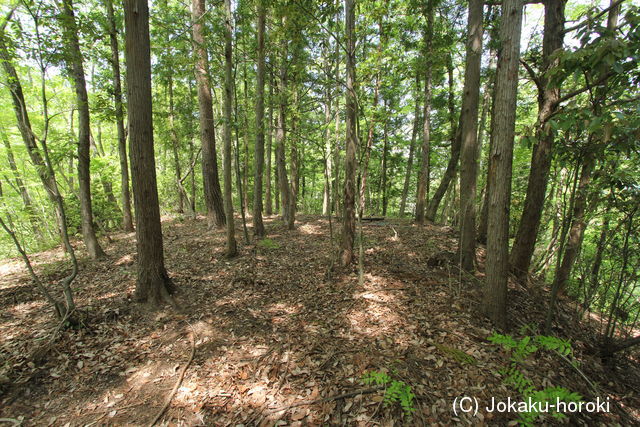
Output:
0,215,638,426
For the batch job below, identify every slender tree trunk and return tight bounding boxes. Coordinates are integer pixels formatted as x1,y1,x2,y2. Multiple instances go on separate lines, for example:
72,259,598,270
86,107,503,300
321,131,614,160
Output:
1,130,38,232
124,0,174,305
59,0,105,259
275,22,291,225
415,0,435,225
105,0,134,232
426,55,459,221
168,74,185,213
265,68,274,216
223,0,237,257
482,0,523,329
341,0,357,266
252,0,266,237
458,0,484,272
322,40,333,216
192,0,226,228
400,75,421,217
510,0,565,279
381,100,389,217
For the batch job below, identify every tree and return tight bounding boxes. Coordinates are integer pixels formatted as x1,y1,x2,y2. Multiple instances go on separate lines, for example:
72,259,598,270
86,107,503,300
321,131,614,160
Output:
252,0,266,237
482,0,523,329
58,0,106,259
341,0,357,266
510,0,565,279
105,0,134,232
458,0,483,272
192,0,226,229
123,0,174,304
223,0,237,257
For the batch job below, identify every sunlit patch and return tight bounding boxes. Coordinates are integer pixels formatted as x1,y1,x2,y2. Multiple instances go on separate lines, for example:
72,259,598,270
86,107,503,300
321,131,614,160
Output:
0,260,23,277
298,223,324,236
114,254,134,266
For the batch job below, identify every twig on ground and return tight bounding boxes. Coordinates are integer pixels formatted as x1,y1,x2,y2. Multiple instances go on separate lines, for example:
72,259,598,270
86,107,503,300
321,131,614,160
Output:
148,332,196,426
269,385,385,413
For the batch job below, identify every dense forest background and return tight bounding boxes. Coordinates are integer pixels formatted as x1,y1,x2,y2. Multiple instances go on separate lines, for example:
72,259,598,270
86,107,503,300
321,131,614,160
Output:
1,0,640,423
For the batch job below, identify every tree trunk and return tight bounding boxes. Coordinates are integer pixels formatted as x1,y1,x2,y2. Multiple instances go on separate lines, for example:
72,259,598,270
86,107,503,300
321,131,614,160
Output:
192,0,226,228
168,74,185,213
482,0,523,330
426,54,459,221
59,0,105,259
105,0,134,232
400,75,421,217
276,22,291,226
223,0,237,257
510,0,565,279
458,0,484,272
341,0,357,267
252,0,266,237
265,68,274,216
415,0,435,225
124,0,174,305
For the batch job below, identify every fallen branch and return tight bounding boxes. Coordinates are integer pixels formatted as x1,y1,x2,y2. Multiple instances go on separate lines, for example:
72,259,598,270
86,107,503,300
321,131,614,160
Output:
148,332,196,426
269,385,384,413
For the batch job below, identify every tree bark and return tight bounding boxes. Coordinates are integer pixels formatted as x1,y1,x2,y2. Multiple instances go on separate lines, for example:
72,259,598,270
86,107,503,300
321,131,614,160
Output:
124,0,174,305
192,0,226,229
458,0,484,272
482,0,523,330
275,20,291,226
341,0,357,266
415,0,435,225
167,74,185,213
400,75,421,217
59,0,106,259
223,0,237,257
510,0,565,279
252,0,266,237
265,67,274,216
105,0,134,232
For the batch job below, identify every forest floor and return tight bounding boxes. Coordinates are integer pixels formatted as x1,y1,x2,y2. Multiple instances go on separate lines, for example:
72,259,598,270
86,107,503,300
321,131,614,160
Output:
0,214,639,426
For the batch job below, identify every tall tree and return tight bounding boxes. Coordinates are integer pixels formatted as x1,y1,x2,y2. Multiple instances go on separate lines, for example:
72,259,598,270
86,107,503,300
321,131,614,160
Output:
458,0,483,272
105,0,134,232
341,0,357,266
482,0,523,329
59,0,106,259
124,0,174,304
510,0,566,279
192,0,226,228
252,0,266,237
414,0,435,225
223,0,237,257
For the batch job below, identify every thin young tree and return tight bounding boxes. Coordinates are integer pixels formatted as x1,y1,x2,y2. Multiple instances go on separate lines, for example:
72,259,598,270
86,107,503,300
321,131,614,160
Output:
124,0,174,304
252,0,266,237
58,0,106,259
482,0,523,329
341,0,357,266
223,0,237,257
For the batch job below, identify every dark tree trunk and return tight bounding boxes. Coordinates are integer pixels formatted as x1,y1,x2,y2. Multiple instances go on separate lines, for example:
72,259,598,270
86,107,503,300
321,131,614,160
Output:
482,0,523,330
192,0,225,229
60,0,105,259
124,0,174,304
510,0,565,279
400,75,421,217
252,0,266,237
341,0,357,266
105,0,134,232
458,0,483,271
223,0,237,257
265,67,274,216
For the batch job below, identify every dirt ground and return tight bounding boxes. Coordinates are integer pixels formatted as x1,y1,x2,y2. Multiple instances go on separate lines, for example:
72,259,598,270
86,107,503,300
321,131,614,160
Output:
1,214,639,426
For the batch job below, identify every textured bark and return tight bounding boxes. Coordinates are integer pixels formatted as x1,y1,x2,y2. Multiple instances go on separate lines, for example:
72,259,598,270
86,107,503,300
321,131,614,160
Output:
265,67,274,216
192,0,225,228
167,75,185,213
105,0,133,232
510,0,565,279
124,0,174,304
59,0,105,259
482,0,523,330
252,0,266,237
414,0,435,225
223,0,237,257
458,0,483,272
426,55,459,221
275,23,291,225
341,0,357,267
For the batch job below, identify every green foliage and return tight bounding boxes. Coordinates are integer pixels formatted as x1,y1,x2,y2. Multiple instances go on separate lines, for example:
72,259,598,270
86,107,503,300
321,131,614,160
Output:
434,343,477,365
362,370,415,418
489,333,582,425
257,238,280,250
